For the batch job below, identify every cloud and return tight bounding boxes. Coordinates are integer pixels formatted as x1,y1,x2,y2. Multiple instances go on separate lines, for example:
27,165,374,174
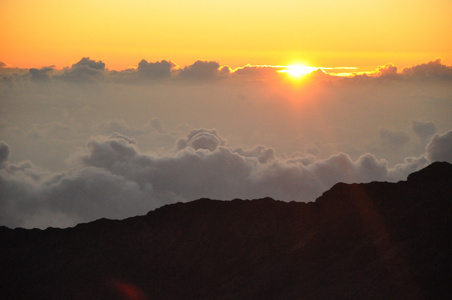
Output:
1,58,452,228
2,58,452,85
0,141,10,166
29,67,54,82
235,145,275,164
412,121,437,141
176,128,226,151
56,57,106,82
233,65,279,78
179,60,229,80
73,57,106,70
375,63,399,78
137,59,175,79
1,127,441,229
349,59,452,82
402,59,452,79
79,133,139,169
426,129,452,163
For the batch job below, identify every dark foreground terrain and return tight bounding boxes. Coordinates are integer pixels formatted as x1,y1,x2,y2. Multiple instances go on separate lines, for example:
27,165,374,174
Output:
1,162,452,299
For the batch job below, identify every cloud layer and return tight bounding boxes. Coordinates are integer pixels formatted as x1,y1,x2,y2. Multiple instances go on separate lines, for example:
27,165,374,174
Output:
2,127,451,229
1,58,452,228
3,57,452,83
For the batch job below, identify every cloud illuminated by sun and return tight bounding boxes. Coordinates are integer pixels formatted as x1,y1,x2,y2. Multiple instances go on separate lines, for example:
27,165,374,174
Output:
278,64,317,79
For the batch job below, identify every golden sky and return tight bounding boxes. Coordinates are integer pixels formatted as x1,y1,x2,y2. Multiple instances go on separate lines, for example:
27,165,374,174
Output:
1,0,451,70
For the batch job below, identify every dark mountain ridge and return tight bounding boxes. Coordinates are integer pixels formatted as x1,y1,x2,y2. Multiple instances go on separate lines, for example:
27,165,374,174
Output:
1,162,452,299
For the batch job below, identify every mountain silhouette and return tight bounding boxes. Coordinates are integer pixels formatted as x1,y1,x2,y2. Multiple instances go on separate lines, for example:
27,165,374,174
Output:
1,162,451,299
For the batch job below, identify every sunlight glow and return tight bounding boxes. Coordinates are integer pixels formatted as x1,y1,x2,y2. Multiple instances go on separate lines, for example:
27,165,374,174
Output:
278,65,317,79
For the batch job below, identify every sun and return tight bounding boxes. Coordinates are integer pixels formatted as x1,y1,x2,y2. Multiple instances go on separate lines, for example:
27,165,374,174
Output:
278,64,317,79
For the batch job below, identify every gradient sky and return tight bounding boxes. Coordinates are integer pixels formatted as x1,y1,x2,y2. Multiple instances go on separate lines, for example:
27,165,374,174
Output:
1,0,451,70
1,0,452,229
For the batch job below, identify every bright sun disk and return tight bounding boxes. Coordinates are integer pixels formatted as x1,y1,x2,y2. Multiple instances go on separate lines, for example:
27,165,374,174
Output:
279,64,317,78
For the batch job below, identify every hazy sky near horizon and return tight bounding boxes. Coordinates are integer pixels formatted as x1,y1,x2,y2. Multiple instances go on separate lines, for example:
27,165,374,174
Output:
1,0,452,229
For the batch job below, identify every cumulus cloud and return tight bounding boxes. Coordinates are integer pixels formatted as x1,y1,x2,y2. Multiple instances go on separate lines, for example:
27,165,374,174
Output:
179,60,229,80
2,58,452,85
57,57,106,82
137,59,175,79
235,145,275,164
426,129,452,163
176,128,226,151
402,59,452,79
73,57,106,70
375,63,399,78
2,126,447,229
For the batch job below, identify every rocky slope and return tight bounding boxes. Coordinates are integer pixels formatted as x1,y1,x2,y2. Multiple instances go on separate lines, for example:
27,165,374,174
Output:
1,162,451,299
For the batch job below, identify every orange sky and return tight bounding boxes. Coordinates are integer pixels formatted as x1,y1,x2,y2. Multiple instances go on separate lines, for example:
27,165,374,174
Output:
1,0,451,71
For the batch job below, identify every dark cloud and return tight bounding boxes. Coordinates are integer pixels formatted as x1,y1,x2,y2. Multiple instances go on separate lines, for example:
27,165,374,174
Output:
347,59,452,82
57,57,106,82
2,59,452,84
0,141,10,166
73,57,105,70
219,66,231,75
79,133,138,169
402,59,452,79
29,67,53,82
0,62,7,68
426,129,452,163
232,65,279,80
179,60,227,80
137,59,175,79
412,121,437,141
